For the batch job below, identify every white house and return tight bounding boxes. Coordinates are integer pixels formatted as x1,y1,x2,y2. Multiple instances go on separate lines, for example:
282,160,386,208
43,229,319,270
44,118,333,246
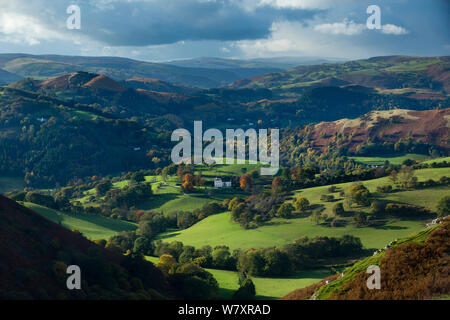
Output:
214,178,232,188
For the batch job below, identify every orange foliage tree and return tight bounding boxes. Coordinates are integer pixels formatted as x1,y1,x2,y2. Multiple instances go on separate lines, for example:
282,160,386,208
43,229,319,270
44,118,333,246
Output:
240,174,252,191
182,174,195,192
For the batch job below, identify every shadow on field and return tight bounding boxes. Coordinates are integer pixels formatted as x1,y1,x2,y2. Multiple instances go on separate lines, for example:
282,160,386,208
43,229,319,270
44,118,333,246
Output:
372,224,407,230
138,193,179,211
157,231,181,240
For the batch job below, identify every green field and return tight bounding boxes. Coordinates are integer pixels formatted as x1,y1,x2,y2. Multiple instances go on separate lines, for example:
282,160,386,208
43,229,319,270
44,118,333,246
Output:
422,157,450,164
76,170,244,214
22,202,137,240
349,154,430,166
145,256,331,299
159,168,449,251
159,211,427,251
194,158,264,180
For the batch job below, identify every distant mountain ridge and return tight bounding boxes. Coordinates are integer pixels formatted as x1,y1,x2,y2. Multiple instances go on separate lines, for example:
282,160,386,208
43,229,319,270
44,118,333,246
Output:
0,53,294,88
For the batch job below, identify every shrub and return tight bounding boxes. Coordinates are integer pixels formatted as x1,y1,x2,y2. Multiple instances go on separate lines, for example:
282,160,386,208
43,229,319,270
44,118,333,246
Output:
277,203,295,218
384,203,431,218
294,197,310,212
233,278,256,300
376,184,393,193
332,202,345,217
24,192,57,209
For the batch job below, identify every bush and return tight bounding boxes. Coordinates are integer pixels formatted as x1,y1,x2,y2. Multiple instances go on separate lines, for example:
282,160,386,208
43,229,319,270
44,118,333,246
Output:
376,184,393,193
384,203,431,218
294,197,310,212
277,203,295,218
320,194,335,202
95,179,113,196
347,184,371,207
332,202,345,216
371,200,386,216
24,192,57,209
233,278,256,300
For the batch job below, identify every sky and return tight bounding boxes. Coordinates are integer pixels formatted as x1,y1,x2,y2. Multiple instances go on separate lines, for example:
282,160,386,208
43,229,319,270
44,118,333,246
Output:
0,0,448,62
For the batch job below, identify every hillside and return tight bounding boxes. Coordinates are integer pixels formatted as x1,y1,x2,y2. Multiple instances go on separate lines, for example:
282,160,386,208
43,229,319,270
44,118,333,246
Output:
280,108,449,168
0,68,21,85
0,87,164,186
282,220,449,300
296,108,449,154
22,202,137,240
7,72,247,127
122,77,198,94
158,167,450,250
0,195,171,300
229,56,450,99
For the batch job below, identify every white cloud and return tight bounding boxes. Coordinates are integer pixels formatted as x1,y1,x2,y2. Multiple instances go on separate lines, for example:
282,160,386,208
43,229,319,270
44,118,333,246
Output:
0,11,66,45
314,20,366,36
257,0,334,9
236,21,376,59
381,24,409,35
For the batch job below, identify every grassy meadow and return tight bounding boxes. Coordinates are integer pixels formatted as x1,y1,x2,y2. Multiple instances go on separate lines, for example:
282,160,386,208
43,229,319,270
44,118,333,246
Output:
158,167,449,250
349,153,430,166
22,202,137,240
145,256,332,299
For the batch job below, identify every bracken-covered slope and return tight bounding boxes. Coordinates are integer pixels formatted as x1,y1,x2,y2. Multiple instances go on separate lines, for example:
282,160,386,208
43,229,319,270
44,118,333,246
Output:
311,108,450,152
0,195,172,300
281,108,450,157
282,220,450,300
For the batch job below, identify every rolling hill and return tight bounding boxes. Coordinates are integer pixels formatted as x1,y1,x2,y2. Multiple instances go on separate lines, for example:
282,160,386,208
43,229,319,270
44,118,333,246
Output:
158,167,449,251
280,108,450,167
229,56,450,99
122,77,198,94
0,68,21,85
0,86,164,186
298,108,449,153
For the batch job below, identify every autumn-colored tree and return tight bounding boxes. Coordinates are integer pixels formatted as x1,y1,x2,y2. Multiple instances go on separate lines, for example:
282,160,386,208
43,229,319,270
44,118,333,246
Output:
135,209,146,221
228,197,243,211
182,173,195,192
240,174,252,191
271,177,283,194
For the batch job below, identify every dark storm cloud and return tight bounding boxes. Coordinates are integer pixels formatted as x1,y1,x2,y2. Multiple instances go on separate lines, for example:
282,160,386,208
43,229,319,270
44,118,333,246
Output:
5,0,321,46
82,0,320,46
